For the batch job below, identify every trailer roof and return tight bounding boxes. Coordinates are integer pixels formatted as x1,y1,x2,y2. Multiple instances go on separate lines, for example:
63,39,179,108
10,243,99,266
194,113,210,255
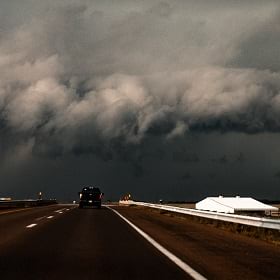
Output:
195,196,278,213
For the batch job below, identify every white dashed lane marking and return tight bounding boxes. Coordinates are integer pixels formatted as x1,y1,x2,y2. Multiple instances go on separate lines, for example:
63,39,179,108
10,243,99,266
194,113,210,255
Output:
25,207,74,229
55,208,66,213
26,223,37,228
35,216,47,221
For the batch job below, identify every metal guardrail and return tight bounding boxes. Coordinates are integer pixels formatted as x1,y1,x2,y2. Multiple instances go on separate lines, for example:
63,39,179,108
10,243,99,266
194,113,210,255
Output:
119,200,280,231
0,199,57,209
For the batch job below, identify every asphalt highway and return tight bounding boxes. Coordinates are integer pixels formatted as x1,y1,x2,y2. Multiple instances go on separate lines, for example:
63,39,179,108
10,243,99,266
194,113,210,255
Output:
1,204,279,280
0,205,189,280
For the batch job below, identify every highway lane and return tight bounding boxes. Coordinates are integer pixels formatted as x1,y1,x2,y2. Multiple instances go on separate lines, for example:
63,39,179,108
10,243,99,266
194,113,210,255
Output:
0,205,189,280
0,204,74,247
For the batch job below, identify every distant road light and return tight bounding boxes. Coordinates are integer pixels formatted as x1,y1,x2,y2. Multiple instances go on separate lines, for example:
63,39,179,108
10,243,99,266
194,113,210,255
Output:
38,192,42,200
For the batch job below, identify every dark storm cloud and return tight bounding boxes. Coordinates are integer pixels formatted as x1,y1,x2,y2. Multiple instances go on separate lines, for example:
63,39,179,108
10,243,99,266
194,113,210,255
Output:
1,0,280,158
1,1,280,201
231,9,280,72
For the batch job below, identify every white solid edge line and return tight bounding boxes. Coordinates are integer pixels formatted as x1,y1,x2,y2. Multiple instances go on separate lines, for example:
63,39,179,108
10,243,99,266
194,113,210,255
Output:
26,223,37,228
107,206,207,280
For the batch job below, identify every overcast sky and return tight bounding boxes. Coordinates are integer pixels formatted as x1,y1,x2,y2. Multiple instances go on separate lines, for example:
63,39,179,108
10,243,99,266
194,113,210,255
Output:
1,0,280,201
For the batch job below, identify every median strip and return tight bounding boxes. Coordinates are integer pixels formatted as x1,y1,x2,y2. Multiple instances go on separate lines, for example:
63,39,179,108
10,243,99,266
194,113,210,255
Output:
107,206,207,280
0,208,31,216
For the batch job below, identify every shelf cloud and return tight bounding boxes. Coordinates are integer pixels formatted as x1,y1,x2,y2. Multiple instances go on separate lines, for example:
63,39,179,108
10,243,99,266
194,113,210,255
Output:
1,1,280,199
1,1,280,157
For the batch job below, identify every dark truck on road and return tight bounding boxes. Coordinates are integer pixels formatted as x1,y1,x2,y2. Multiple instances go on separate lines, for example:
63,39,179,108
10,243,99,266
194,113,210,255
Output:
79,187,103,209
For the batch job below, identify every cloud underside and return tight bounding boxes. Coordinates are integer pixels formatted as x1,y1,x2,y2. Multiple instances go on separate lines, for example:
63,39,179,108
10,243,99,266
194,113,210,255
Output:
1,1,280,156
